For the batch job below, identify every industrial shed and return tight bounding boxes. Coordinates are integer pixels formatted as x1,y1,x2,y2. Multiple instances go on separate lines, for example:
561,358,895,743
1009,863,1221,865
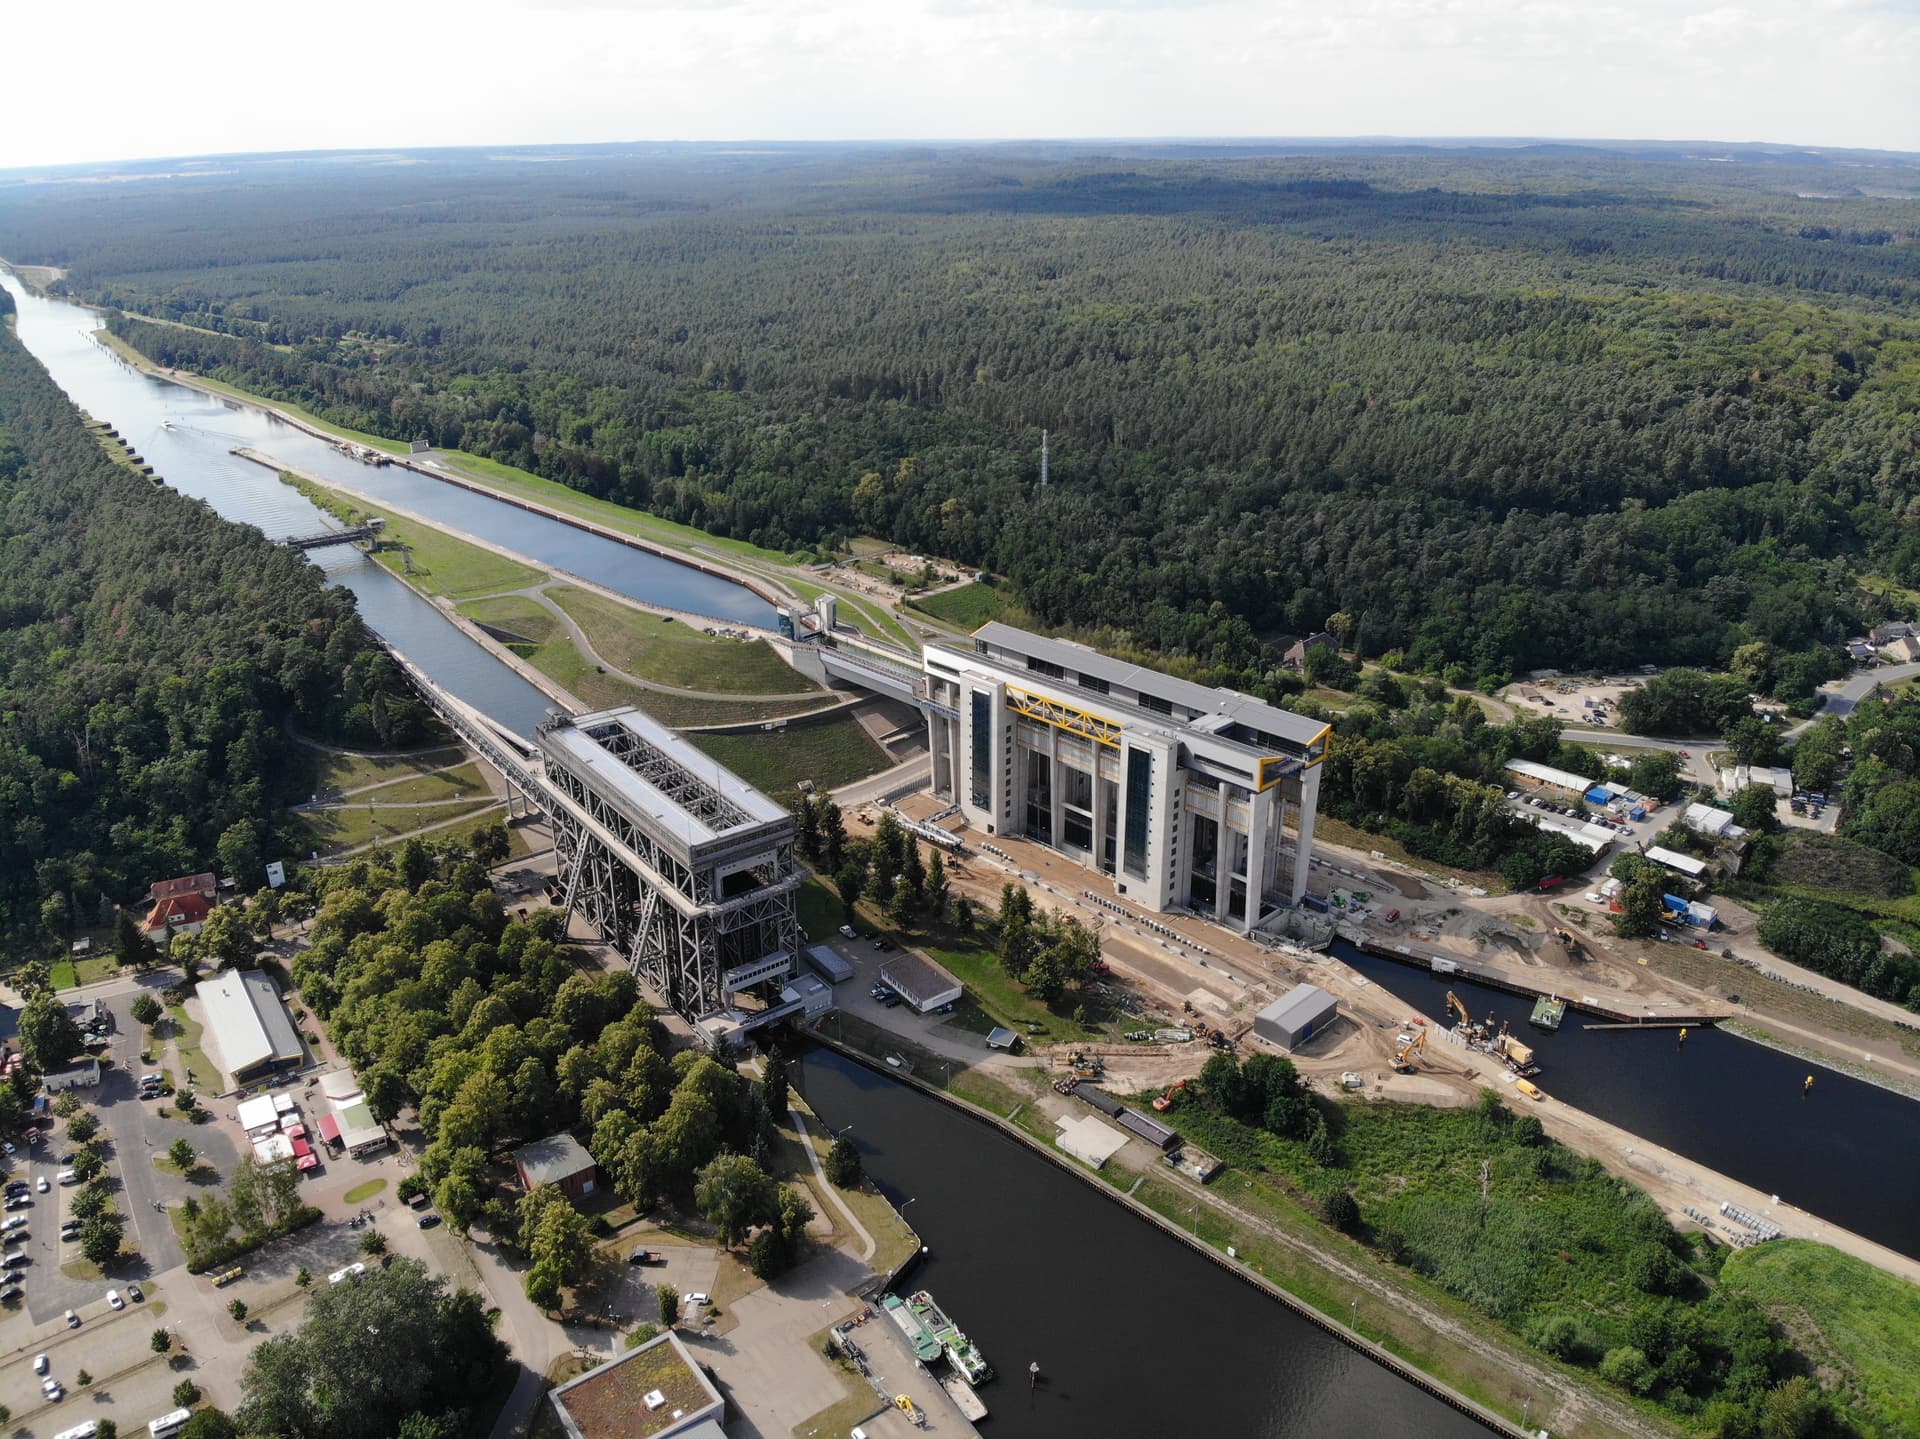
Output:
1253,984,1338,1051
803,944,854,984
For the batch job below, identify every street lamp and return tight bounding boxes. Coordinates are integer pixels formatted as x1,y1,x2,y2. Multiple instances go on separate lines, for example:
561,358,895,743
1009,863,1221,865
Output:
1186,1205,1198,1238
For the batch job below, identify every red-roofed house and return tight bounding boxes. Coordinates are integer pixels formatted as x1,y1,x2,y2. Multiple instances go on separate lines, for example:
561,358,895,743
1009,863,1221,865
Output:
148,872,217,905
141,892,211,946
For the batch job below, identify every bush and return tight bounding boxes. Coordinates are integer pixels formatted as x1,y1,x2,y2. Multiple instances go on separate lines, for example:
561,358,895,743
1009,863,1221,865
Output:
397,1175,428,1203
131,993,164,1027
184,1204,322,1274
825,1135,861,1188
1600,1345,1655,1395
173,1379,202,1408
1321,1189,1361,1233
748,1227,787,1280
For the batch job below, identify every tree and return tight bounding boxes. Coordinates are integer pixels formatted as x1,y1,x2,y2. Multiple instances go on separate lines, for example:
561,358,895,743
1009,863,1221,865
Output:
71,1147,105,1183
924,850,949,918
1627,750,1683,800
18,991,83,1070
197,902,258,970
1730,783,1778,833
748,1227,786,1280
1723,714,1784,766
67,1110,100,1143
1600,1345,1655,1396
229,1298,249,1322
76,1368,93,1387
524,1260,563,1312
833,863,864,916
175,1380,203,1409
237,1257,506,1439
657,1283,680,1327
763,1050,790,1120
952,896,974,931
360,1229,388,1256
131,991,164,1027
80,1211,125,1268
180,1412,243,1439
295,1267,312,1288
817,801,847,871
152,1327,173,1353
116,908,159,969
694,1153,778,1248
1615,865,1669,940
887,879,918,929
469,821,510,866
825,1135,861,1188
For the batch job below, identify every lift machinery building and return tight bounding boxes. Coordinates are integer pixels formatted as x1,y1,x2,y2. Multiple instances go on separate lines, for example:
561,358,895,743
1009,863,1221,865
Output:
922,623,1330,932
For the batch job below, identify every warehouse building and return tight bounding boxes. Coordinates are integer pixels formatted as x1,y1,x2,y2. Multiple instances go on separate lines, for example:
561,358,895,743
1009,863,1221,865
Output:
1253,984,1339,1051
879,952,963,1013
196,969,304,1087
1645,846,1709,880
1504,758,1599,798
548,1329,725,1439
923,623,1329,932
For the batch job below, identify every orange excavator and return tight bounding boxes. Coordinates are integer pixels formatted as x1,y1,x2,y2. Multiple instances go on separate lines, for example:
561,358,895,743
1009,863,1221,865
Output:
1152,1079,1190,1112
1391,1028,1427,1073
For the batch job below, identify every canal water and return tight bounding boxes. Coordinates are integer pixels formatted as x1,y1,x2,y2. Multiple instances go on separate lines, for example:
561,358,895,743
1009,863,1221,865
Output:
0,276,777,731
798,1047,1492,1439
1332,943,1920,1261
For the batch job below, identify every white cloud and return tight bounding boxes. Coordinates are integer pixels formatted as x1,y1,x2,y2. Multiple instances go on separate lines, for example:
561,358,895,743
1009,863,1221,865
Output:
0,0,1914,169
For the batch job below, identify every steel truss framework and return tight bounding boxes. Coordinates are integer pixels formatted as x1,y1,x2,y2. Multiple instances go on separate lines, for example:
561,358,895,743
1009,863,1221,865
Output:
580,717,754,834
387,657,799,1022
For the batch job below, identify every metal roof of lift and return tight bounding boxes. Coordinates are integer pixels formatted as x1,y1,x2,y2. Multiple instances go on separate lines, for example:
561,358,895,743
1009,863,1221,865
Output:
536,707,788,854
952,622,1328,752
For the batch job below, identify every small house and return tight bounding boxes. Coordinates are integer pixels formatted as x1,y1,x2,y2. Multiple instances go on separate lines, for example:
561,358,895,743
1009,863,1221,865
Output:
511,1132,598,1200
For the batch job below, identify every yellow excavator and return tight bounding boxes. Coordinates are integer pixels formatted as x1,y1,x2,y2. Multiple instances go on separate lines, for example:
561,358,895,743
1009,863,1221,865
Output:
1445,990,1474,1032
1392,1028,1427,1073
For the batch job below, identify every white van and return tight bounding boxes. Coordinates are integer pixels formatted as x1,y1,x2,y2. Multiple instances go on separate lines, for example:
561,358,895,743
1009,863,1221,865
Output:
57,1169,78,1185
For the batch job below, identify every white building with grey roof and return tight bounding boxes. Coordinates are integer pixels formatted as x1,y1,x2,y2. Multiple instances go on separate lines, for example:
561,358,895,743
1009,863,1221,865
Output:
921,623,1329,932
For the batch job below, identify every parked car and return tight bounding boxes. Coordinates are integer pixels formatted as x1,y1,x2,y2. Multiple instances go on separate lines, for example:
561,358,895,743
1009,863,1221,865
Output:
328,1263,367,1285
64,1308,78,1327
211,1266,244,1288
685,1291,711,1307
41,1378,62,1400
3,1214,27,1231
106,1289,123,1310
417,1214,441,1230
628,1248,661,1265
873,938,893,951
35,1176,48,1193
32,1353,46,1375
127,1282,143,1302
838,924,857,940
56,1170,76,1186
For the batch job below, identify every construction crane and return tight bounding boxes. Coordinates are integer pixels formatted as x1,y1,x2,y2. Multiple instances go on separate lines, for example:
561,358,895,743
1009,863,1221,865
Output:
1391,1028,1427,1073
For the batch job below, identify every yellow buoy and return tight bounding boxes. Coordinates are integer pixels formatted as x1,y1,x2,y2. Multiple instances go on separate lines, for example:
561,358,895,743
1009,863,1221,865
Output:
1804,1074,1815,1093
1679,1027,1688,1043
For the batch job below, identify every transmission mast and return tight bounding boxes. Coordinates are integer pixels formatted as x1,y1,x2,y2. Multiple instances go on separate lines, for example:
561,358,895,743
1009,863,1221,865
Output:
1040,429,1049,488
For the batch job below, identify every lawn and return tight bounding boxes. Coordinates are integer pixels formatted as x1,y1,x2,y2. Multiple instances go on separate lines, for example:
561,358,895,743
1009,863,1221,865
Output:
834,591,917,651
304,744,467,797
909,579,1028,631
301,798,500,854
166,1002,218,1091
459,593,564,645
547,585,819,695
1720,1239,1920,1439
51,950,120,990
343,1178,387,1204
350,763,491,806
1756,831,1917,902
797,879,845,943
688,715,889,803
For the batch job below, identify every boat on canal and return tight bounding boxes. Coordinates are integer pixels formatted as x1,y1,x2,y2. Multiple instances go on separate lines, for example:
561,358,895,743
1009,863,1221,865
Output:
884,1289,993,1386
1530,994,1566,1031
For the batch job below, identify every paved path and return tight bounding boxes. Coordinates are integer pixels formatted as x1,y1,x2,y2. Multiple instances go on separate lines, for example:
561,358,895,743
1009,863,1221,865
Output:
1804,660,1920,724
788,1106,874,1263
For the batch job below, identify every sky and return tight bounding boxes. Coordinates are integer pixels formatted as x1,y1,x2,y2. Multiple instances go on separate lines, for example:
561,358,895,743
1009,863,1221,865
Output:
2,0,1917,169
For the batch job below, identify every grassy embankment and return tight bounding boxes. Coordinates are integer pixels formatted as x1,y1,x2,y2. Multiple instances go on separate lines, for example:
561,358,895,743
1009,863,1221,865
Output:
545,584,819,695
1718,1240,1920,1439
907,578,1030,631
302,799,501,854
688,719,889,805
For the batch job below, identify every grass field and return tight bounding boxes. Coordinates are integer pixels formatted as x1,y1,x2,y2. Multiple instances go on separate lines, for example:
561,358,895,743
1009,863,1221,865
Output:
908,579,1028,631
303,744,466,797
797,879,845,942
302,798,500,853
1720,1240,1920,1439
346,763,490,806
166,1002,217,1091
688,715,889,803
51,950,120,990
547,585,817,694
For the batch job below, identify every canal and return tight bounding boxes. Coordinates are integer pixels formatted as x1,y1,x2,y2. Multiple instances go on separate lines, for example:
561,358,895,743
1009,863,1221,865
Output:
0,276,778,728
798,1047,1493,1439
1333,943,1920,1261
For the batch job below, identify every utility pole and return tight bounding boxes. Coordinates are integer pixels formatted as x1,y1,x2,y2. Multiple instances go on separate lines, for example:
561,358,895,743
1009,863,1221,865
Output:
1039,430,1048,489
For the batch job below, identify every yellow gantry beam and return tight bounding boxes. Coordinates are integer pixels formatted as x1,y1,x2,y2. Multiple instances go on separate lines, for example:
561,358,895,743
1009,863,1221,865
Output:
1005,686,1124,748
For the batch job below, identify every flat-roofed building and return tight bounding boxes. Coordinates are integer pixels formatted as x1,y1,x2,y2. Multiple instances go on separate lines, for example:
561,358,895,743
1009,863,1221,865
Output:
548,1330,725,1439
1504,758,1597,797
195,969,304,1086
879,952,963,1013
536,707,800,1023
922,624,1329,932
1253,984,1339,1051
1645,845,1709,879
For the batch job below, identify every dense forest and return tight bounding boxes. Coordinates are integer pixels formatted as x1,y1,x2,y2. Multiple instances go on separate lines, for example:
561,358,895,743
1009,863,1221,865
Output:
3,143,1919,688
0,290,427,945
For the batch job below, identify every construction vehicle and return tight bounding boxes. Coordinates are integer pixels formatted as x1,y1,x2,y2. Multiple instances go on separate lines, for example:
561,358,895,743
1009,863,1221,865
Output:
1391,1028,1427,1073
1494,1023,1535,1069
1445,990,1475,1033
1152,1079,1190,1113
1063,1049,1104,1078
